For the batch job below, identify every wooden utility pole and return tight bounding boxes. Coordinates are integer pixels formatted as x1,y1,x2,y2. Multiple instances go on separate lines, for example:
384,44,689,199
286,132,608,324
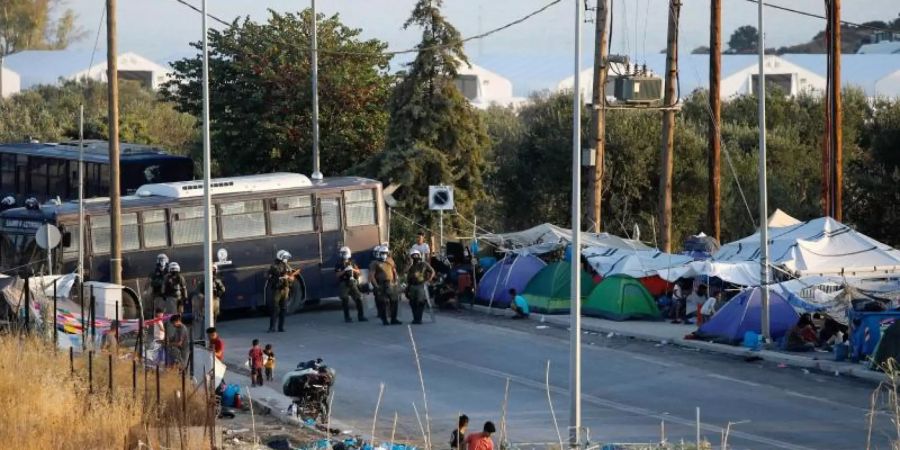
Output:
106,0,122,285
589,0,609,233
829,0,843,221
708,0,722,242
658,0,681,253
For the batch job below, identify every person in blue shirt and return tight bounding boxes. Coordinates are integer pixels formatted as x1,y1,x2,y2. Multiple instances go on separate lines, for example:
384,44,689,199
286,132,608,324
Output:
509,288,530,319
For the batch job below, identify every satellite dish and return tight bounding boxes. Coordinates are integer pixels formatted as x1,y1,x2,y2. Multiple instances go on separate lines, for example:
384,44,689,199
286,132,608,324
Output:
36,224,61,250
428,185,454,211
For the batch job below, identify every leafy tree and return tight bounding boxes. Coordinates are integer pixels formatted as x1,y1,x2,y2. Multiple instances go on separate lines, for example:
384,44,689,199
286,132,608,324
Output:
164,9,392,177
479,105,524,231
364,0,489,236
691,46,710,54
0,79,198,158
0,0,84,90
727,25,758,54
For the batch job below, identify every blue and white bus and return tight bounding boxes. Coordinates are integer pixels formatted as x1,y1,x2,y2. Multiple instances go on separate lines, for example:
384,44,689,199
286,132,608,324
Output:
0,173,387,316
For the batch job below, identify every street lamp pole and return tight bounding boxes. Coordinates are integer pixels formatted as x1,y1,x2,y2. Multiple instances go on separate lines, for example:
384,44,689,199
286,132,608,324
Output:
569,0,583,447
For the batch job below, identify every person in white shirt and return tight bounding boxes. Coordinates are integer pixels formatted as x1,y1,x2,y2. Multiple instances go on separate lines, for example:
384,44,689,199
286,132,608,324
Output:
700,292,718,323
152,308,166,364
411,232,431,262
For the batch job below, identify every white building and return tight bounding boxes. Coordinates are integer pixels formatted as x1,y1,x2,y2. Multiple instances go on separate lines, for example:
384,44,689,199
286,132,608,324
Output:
454,63,525,109
857,31,900,54
4,50,172,91
876,70,900,98
0,65,21,98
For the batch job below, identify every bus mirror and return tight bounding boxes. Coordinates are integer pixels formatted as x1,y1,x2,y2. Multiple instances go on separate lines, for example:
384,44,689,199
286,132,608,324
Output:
62,231,72,247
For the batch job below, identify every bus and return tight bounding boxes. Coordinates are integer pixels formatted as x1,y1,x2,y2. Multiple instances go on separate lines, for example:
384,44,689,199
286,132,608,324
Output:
0,173,387,316
0,140,194,205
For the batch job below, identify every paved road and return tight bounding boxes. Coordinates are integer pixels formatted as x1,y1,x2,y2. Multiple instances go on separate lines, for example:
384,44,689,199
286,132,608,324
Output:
217,305,891,449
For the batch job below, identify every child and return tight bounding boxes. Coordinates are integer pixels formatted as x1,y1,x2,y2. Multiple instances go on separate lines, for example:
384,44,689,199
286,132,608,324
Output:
248,339,264,386
263,344,276,381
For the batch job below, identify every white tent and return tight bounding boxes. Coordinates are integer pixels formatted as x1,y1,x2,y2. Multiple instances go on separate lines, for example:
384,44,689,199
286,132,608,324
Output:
584,249,692,278
657,260,762,286
715,216,900,277
481,223,650,254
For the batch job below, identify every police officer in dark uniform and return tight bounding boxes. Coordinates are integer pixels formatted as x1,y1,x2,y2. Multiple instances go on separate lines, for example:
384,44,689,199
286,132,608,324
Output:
369,245,401,326
150,253,169,312
195,264,226,322
163,262,187,314
406,249,435,325
267,250,295,332
335,246,367,323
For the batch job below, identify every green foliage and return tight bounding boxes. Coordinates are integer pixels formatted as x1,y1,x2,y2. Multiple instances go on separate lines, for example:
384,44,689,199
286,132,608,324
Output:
0,0,84,55
163,9,392,177
727,25,758,54
0,79,198,157
364,0,489,235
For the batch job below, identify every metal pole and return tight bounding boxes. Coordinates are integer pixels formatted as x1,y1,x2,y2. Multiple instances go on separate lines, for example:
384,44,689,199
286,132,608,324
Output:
439,209,444,256
310,0,322,181
106,0,123,285
200,0,214,334
708,0,722,242
23,274,30,333
78,105,85,283
756,0,771,342
589,0,609,233
53,279,58,345
569,0,583,446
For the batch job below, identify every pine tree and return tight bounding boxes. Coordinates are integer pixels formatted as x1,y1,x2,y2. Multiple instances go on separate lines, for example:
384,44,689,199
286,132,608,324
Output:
369,0,489,234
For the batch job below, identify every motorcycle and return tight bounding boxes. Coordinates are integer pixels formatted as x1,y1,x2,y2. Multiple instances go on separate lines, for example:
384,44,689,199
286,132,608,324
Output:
282,358,335,422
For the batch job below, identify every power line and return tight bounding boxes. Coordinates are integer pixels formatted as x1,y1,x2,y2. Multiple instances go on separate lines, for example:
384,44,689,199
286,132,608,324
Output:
745,0,893,32
171,0,564,58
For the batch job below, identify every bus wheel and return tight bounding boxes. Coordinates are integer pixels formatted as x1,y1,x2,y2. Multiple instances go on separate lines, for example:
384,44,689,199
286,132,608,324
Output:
286,279,306,315
121,287,141,320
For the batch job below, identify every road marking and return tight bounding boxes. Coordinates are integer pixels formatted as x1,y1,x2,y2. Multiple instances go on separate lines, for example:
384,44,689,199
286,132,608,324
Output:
706,373,763,388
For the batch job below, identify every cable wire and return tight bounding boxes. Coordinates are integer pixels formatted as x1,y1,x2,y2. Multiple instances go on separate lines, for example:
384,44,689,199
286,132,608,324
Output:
746,0,894,32
86,3,106,75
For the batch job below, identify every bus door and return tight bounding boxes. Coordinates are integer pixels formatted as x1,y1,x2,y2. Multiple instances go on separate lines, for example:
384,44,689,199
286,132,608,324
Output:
317,195,344,298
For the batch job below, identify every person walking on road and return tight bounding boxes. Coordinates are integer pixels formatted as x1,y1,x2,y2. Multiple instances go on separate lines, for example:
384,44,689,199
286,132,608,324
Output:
406,249,435,325
163,262,187,315
464,422,496,450
150,254,169,312
335,246,367,323
369,245,401,326
248,339,264,386
263,344,276,381
267,250,297,333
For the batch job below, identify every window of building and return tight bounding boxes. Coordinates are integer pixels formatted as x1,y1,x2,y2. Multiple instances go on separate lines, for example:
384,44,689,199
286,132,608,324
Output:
142,210,168,248
220,200,266,240
454,74,479,101
172,205,217,245
269,195,314,234
320,197,342,232
344,189,376,227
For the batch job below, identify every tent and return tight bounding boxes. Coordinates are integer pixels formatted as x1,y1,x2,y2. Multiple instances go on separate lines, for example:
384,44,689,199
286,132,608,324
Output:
582,275,660,321
522,262,597,314
476,253,546,307
584,249,693,279
872,320,900,370
480,223,650,255
682,233,720,260
697,287,799,344
639,275,672,297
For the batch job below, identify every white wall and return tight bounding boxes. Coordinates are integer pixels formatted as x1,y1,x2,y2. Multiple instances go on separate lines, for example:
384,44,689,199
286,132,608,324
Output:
70,52,172,90
721,56,825,98
1,67,21,98
875,70,900,98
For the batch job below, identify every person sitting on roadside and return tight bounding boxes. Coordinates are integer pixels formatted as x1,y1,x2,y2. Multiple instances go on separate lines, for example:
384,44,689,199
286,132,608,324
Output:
685,285,707,322
509,288,530,319
785,314,818,352
465,421,496,450
816,314,848,348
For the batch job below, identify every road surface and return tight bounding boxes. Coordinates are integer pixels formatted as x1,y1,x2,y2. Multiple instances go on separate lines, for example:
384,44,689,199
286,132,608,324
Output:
216,305,891,449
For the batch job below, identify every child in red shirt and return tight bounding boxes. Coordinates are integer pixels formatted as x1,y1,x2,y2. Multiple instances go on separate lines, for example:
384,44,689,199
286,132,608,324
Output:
248,339,264,386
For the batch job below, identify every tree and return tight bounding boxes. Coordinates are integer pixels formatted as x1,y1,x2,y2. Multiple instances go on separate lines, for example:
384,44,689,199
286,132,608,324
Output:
691,46,711,54
163,9,393,177
364,0,489,236
0,0,83,91
727,25,758,54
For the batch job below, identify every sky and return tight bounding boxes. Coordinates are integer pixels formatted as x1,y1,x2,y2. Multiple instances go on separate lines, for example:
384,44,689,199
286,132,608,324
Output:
64,0,899,95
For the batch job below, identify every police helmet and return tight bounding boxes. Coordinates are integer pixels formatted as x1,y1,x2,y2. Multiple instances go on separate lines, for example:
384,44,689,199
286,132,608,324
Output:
157,254,169,265
376,245,388,261
168,262,181,273
410,249,421,259
339,246,351,260
0,196,14,207
276,250,292,262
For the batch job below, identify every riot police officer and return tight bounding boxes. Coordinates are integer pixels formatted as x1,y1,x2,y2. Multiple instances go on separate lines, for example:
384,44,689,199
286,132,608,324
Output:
150,254,169,312
267,250,295,332
163,262,187,314
195,264,226,323
406,249,435,325
335,246,367,323
369,245,401,326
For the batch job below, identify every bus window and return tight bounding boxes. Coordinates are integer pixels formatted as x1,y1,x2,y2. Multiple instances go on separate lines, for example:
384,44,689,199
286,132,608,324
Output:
16,155,27,194
269,195,314,234
220,200,266,240
30,157,47,196
48,159,68,199
142,210,168,248
63,224,79,258
0,154,14,193
320,197,341,232
171,205,217,245
344,189,376,227
91,214,139,253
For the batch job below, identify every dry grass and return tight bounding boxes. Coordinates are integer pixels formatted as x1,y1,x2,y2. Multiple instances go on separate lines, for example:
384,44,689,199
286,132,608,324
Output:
0,333,212,450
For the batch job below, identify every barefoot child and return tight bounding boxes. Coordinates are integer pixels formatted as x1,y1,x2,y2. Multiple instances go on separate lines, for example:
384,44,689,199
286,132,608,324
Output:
263,344,276,381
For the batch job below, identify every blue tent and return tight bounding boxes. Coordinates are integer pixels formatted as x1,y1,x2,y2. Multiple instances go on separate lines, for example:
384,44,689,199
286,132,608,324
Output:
476,253,546,307
697,287,799,344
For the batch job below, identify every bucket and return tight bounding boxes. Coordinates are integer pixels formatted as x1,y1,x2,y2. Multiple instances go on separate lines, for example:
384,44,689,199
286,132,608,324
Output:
834,342,849,361
743,331,761,350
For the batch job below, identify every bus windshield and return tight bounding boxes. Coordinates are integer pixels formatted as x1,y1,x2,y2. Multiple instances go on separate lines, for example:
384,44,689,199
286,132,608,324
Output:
0,219,44,273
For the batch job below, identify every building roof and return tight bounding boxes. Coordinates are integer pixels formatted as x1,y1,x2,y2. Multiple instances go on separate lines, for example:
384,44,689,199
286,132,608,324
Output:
857,41,900,54
3,50,171,89
457,62,525,109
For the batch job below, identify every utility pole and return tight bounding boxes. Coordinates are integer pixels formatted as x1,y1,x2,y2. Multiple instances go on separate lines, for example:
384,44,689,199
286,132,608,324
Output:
708,0,722,242
569,0,583,447
589,0,609,233
829,0,843,221
310,0,322,181
106,0,122,285
657,0,681,253
201,0,213,332
756,0,771,342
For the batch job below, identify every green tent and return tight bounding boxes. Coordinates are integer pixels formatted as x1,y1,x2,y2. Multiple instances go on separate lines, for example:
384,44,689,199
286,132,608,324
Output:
522,261,597,314
582,274,660,321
